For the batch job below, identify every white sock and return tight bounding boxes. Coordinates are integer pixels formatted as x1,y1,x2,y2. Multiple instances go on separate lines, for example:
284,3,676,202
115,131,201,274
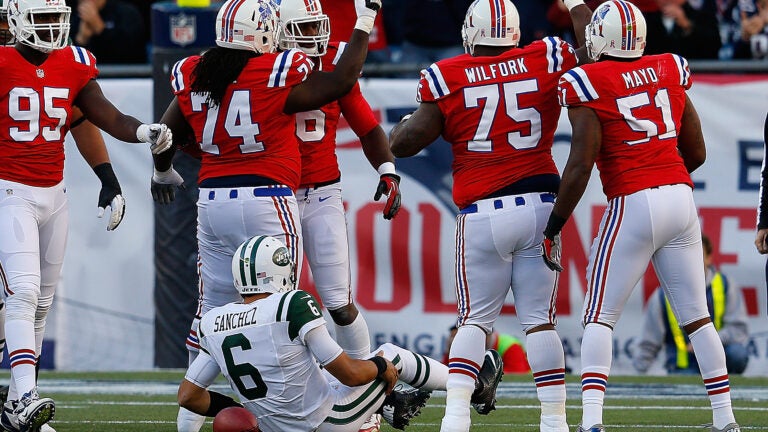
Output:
526,330,567,430
382,344,448,391
5,319,37,398
334,313,371,359
689,323,736,429
580,323,613,428
177,407,206,432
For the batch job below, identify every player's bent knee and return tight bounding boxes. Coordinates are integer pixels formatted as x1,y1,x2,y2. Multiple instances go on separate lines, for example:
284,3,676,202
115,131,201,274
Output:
328,303,359,326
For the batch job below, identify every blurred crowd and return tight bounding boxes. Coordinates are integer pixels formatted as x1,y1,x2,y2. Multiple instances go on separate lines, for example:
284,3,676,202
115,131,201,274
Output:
66,0,768,66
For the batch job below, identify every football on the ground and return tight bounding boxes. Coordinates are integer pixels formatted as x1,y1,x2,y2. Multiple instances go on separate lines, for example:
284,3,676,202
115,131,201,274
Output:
213,407,259,432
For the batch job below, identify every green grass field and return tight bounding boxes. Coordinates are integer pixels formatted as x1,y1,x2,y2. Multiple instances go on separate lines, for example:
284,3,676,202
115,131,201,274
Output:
16,371,768,431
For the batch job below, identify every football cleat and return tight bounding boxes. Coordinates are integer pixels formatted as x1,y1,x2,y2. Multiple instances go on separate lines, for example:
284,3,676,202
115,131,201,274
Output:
1,388,55,432
711,423,740,432
358,413,381,432
379,384,431,430
576,424,606,432
471,349,504,415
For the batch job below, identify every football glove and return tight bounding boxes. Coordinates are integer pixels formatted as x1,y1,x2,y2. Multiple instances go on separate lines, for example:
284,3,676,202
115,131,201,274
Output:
354,0,381,33
93,163,125,231
542,234,563,272
137,123,173,155
373,173,401,220
151,166,185,204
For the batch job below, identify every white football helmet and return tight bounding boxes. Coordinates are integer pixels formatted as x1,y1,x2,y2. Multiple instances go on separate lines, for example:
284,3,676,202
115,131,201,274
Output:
585,0,646,61
277,0,329,56
7,0,70,53
216,0,278,54
462,0,521,56
232,235,296,295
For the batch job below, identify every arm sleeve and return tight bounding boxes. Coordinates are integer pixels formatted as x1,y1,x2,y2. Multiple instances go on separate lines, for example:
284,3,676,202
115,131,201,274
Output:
719,275,750,345
305,325,344,366
759,113,768,229
184,350,222,388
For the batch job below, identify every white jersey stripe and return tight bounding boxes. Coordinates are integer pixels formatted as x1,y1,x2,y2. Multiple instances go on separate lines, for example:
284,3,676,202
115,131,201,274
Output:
70,46,90,66
424,64,450,100
563,68,599,103
269,51,295,88
332,42,346,65
671,54,690,88
171,58,187,93
544,37,563,73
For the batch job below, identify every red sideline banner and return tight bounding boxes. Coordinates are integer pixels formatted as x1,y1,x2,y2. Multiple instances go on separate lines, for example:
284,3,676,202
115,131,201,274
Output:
54,76,767,375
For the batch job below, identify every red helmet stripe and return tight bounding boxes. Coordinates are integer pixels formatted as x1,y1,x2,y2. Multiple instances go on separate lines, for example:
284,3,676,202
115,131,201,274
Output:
221,0,247,42
612,0,635,51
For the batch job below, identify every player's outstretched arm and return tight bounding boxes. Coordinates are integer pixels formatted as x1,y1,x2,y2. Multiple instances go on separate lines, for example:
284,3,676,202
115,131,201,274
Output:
75,80,173,154
389,103,444,158
149,98,189,204
361,126,402,219
283,0,381,114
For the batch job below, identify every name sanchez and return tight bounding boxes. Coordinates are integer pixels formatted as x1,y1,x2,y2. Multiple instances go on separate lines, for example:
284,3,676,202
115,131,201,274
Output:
214,308,258,332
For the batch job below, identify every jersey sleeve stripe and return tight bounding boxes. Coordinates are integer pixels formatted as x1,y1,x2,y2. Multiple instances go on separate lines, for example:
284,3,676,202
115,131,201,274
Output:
275,291,297,322
424,64,450,99
671,54,691,88
171,58,187,92
70,46,90,65
563,68,598,102
332,42,346,65
544,37,563,73
269,51,294,88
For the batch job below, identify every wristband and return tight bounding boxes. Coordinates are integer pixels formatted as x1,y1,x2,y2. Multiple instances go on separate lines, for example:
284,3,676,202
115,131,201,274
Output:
377,162,396,176
93,163,121,191
563,0,585,11
204,391,242,417
354,16,375,34
369,356,388,377
544,213,568,239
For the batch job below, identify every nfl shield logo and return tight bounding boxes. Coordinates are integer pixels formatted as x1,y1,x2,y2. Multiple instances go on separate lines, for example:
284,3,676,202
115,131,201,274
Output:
170,14,196,47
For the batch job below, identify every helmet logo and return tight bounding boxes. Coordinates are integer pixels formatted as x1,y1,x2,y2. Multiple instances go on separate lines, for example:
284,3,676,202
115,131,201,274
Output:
272,247,290,266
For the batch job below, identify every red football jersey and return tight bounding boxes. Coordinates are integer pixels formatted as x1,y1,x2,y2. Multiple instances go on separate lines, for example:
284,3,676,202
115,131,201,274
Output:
298,42,379,186
557,54,694,199
171,49,313,189
417,37,577,209
0,46,98,187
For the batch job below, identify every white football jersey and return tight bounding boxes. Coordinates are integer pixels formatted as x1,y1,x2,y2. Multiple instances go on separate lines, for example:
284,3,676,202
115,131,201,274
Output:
198,290,333,431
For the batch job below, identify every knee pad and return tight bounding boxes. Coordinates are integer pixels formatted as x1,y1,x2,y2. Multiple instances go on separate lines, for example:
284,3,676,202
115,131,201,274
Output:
4,283,39,321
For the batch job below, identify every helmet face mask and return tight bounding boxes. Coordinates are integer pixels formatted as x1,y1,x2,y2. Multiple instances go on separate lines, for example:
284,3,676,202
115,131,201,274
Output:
232,235,296,296
461,0,520,56
7,0,70,53
216,0,278,54
277,0,329,56
586,0,646,61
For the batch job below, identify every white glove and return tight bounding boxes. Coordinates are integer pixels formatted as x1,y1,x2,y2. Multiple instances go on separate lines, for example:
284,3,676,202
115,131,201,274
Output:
152,166,185,204
98,194,126,231
354,0,381,33
137,123,173,155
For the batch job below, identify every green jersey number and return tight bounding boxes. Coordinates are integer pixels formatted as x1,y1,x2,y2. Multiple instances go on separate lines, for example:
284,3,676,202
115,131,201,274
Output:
222,333,267,400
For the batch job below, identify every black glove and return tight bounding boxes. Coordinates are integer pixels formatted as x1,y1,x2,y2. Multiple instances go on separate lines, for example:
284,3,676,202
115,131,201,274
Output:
93,163,125,231
374,173,401,220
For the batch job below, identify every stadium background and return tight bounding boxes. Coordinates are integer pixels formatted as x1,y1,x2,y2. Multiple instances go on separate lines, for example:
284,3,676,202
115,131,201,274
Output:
26,74,766,375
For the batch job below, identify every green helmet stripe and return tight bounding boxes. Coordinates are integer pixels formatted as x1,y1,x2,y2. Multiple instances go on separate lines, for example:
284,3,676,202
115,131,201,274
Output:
248,235,266,285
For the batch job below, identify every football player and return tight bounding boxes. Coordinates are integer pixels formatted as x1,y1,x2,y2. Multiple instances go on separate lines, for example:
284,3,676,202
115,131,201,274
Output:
0,1,125,430
276,1,400,430
177,235,501,432
390,0,592,431
756,114,768,257
545,1,740,431
0,0,171,430
149,1,385,431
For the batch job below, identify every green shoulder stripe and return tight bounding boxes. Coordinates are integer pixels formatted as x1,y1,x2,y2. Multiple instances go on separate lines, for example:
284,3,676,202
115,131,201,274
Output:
198,323,209,355
286,291,324,340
